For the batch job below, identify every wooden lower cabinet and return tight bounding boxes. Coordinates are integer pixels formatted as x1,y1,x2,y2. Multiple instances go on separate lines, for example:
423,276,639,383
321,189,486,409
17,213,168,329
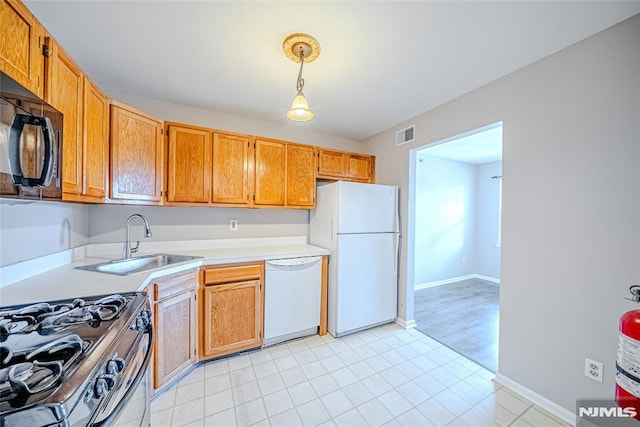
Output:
152,270,197,390
199,262,264,360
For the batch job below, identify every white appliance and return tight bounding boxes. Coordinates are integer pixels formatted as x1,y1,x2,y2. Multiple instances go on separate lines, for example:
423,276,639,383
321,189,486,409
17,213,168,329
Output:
309,181,399,337
263,256,323,346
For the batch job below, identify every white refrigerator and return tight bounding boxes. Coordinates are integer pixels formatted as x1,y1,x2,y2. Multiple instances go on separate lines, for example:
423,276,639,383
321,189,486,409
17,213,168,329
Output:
309,181,399,337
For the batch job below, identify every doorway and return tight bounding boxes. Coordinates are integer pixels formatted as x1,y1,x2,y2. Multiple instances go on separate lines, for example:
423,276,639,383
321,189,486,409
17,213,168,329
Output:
409,122,502,372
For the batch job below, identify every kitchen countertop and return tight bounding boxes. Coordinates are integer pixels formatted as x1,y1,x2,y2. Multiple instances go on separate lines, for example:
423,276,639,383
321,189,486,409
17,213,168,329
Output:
0,242,329,306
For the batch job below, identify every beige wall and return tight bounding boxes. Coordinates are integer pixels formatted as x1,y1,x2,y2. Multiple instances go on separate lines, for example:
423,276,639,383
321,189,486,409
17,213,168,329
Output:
366,15,639,415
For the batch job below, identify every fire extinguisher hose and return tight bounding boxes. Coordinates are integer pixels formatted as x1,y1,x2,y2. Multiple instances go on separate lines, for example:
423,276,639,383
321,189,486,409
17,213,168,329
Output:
617,362,640,385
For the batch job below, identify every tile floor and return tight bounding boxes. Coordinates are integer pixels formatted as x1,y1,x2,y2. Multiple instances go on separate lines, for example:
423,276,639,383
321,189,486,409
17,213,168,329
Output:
150,324,570,427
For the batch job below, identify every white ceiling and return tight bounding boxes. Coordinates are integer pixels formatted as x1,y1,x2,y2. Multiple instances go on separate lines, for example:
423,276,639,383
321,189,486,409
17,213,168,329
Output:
24,1,640,141
417,123,503,165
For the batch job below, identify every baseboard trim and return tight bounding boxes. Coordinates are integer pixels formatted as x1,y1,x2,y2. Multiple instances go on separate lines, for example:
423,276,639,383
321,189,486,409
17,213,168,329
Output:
395,318,417,329
414,273,500,290
475,274,500,284
494,373,576,426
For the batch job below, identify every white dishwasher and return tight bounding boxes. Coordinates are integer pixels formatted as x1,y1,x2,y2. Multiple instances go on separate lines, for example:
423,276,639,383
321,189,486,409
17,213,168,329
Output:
264,256,323,346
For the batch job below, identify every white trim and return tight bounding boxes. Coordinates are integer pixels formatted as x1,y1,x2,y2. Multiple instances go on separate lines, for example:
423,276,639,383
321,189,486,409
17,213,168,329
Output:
475,274,500,284
395,318,417,329
494,373,576,426
414,274,476,290
414,273,500,290
0,246,86,289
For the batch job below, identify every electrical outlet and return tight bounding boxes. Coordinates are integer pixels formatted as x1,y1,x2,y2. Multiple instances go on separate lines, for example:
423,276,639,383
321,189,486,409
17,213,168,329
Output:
229,219,238,231
584,358,604,383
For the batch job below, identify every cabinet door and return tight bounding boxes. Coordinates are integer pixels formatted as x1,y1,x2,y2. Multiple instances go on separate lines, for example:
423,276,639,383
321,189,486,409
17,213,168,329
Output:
211,133,250,205
110,103,163,203
167,125,212,203
44,38,84,196
345,154,371,182
286,143,316,208
201,280,262,359
0,0,44,97
317,149,346,179
154,290,196,388
254,139,285,206
82,78,109,199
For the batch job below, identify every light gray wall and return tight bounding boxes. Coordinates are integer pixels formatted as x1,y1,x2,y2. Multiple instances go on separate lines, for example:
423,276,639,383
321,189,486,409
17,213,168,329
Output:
88,204,308,244
0,201,89,266
475,161,502,279
366,15,639,414
414,156,476,284
106,91,367,153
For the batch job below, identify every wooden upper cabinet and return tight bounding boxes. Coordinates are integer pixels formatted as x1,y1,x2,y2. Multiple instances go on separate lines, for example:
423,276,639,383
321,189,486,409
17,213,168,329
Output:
317,149,346,179
0,0,45,97
82,78,109,199
211,132,251,205
166,124,212,203
44,38,84,196
346,153,372,182
254,139,285,206
110,101,163,203
317,148,375,183
286,143,316,208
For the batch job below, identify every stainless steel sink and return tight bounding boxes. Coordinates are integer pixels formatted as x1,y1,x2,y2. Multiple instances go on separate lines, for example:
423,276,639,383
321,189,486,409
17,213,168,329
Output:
75,253,202,276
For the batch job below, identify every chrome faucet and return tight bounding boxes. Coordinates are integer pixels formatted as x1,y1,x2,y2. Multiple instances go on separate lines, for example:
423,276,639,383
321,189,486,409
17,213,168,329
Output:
122,214,152,259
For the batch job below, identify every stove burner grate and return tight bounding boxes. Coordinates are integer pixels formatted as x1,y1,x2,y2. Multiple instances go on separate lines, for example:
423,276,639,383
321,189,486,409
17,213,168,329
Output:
0,294,129,337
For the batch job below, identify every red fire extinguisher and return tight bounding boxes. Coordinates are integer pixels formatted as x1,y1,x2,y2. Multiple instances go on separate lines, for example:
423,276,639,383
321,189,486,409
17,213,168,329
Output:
616,285,640,421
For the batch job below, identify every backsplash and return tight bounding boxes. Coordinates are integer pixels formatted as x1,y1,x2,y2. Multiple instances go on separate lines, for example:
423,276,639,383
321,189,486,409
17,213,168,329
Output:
0,200,89,267
88,204,309,244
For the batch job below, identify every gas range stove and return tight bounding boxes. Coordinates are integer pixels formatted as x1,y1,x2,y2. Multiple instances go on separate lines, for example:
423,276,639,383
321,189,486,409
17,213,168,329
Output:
0,292,152,426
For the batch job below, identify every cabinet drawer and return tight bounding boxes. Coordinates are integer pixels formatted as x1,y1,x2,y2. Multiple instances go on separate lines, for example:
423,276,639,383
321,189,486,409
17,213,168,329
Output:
203,263,262,285
154,270,198,301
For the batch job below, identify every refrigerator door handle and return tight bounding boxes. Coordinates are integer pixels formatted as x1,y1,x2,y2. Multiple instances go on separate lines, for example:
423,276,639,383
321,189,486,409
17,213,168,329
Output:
394,233,400,274
331,217,334,241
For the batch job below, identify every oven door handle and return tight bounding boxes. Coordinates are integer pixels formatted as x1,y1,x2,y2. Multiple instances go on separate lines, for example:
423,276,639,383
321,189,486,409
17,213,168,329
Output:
92,323,153,427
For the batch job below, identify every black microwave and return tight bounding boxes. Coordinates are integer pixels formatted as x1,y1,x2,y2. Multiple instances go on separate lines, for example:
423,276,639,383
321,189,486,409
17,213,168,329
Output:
0,72,63,200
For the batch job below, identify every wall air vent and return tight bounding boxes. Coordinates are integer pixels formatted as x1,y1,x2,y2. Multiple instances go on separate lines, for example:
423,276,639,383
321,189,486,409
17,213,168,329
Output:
395,125,415,146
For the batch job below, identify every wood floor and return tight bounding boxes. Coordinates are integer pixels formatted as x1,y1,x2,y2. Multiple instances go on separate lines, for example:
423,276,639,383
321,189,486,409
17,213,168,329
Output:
413,278,499,372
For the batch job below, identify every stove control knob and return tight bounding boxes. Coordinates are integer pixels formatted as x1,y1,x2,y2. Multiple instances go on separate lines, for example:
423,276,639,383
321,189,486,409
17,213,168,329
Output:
141,309,152,321
94,378,109,398
107,358,125,375
134,316,148,331
98,374,117,390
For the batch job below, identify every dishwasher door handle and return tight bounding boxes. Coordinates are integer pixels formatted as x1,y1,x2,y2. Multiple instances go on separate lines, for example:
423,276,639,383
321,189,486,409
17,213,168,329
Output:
265,256,322,268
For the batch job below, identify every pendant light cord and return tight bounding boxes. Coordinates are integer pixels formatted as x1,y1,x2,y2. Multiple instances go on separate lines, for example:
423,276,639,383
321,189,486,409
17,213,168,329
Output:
296,48,305,93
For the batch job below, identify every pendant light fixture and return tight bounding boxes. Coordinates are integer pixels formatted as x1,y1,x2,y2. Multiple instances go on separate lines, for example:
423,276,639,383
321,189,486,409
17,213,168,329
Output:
283,33,320,122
